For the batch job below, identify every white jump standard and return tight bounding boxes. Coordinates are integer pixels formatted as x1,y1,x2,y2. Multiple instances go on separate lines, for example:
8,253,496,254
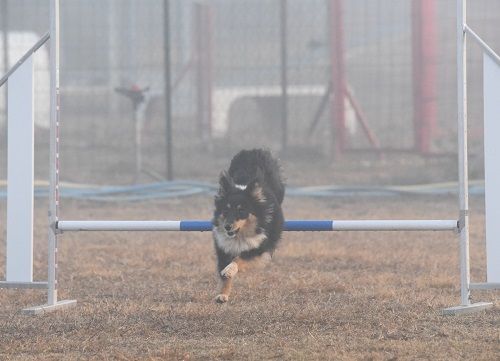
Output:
1,0,498,315
0,0,76,314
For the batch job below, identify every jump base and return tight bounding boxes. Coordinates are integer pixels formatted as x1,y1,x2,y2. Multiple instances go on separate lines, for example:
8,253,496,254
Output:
442,302,493,315
0,281,48,289
22,299,77,316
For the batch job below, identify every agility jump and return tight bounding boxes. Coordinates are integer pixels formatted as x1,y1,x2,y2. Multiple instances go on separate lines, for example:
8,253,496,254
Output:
0,0,499,315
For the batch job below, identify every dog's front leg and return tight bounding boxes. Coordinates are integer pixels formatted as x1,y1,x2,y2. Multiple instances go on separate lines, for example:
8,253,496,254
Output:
220,258,240,279
223,252,271,276
216,258,242,303
221,254,270,277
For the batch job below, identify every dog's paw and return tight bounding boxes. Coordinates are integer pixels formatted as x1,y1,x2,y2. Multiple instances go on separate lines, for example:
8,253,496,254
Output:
215,294,229,303
220,262,238,279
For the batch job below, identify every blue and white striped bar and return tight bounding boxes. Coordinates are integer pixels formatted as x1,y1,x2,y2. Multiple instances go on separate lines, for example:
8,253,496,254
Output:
57,219,458,232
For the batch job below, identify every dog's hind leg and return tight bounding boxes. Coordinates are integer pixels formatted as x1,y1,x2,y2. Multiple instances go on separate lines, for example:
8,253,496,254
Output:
237,252,271,272
215,277,233,303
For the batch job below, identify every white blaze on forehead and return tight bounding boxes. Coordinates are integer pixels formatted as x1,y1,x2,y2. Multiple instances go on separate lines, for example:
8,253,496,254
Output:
235,184,247,190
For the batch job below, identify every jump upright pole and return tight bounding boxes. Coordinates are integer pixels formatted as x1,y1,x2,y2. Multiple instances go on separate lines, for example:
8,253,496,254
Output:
22,0,77,315
47,0,60,309
442,0,492,315
457,0,471,309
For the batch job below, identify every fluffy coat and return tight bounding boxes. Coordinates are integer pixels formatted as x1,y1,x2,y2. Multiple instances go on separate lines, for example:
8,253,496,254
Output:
212,149,285,302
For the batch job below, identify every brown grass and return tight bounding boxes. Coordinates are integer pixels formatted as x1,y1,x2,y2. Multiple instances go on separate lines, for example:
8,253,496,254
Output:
0,196,499,360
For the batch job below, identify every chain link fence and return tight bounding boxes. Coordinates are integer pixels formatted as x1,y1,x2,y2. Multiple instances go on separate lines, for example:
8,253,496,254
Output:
1,0,499,186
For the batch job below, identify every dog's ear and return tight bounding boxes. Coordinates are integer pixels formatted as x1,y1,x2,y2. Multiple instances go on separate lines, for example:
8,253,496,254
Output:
247,179,266,203
216,171,233,199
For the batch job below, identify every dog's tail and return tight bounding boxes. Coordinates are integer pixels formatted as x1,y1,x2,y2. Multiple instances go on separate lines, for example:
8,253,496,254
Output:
228,148,285,204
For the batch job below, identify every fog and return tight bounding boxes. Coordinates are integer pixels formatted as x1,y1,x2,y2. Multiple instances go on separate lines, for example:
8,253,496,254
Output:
1,0,499,188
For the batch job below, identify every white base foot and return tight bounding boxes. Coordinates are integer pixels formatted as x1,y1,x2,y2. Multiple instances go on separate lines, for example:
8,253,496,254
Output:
442,302,493,315
22,300,77,315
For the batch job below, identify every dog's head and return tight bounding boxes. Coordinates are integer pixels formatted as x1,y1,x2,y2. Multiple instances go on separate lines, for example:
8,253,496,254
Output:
213,171,266,238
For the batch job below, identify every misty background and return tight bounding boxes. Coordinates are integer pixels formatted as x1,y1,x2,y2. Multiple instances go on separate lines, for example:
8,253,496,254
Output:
1,0,500,188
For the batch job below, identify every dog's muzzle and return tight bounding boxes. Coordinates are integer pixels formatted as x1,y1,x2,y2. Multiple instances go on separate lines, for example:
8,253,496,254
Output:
225,227,239,238
222,221,240,238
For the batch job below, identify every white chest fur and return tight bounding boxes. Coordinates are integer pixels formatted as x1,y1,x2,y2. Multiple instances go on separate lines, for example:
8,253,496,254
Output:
213,228,267,255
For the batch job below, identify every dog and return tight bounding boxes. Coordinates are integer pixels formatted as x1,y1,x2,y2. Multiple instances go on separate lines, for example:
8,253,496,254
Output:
212,149,285,303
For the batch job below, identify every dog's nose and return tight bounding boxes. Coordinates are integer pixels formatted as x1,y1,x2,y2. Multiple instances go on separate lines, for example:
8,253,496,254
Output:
224,224,232,231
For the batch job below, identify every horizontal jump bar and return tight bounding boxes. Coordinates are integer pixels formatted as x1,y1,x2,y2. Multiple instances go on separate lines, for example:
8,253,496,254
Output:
57,220,458,232
0,281,48,289
469,282,500,290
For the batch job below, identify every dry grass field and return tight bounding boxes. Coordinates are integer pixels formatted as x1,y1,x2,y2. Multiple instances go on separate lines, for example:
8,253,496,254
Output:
0,195,499,360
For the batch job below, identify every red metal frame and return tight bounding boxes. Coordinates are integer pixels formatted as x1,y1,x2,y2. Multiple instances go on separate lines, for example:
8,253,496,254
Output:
412,0,437,154
329,0,347,156
329,0,437,157
194,3,213,144
329,0,381,157
345,88,381,151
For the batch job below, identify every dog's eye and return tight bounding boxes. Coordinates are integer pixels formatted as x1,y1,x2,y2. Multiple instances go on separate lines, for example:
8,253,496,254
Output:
238,209,248,219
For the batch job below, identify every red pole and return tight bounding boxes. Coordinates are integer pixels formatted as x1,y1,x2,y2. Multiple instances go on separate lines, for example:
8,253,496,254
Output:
203,5,213,143
193,5,203,141
412,0,437,154
329,0,346,157
194,4,213,147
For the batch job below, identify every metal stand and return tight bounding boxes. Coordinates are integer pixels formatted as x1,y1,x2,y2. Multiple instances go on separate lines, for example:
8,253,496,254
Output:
443,302,492,316
442,0,493,316
23,0,77,315
23,300,77,316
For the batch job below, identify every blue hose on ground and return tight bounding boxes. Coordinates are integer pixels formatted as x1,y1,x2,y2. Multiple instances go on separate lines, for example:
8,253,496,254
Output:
0,180,485,202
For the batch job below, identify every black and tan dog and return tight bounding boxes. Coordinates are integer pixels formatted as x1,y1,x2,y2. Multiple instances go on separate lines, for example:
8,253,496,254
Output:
212,149,285,303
